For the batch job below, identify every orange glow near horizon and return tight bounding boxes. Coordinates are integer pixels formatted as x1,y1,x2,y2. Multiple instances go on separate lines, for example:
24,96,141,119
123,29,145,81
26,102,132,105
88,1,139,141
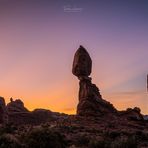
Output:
1,92,147,115
1,77,148,115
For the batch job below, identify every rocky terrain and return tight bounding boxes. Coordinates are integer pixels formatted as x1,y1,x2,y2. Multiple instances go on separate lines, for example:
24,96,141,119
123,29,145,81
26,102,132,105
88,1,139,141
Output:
0,46,147,148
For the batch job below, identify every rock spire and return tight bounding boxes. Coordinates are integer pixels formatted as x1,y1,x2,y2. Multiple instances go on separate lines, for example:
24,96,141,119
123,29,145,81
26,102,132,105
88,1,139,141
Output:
72,46,117,116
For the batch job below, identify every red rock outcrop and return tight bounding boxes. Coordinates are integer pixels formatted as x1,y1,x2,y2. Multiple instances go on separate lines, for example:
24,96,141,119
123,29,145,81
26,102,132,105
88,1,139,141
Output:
72,46,117,116
8,109,62,125
3,98,67,125
6,98,29,113
0,97,7,123
119,107,144,121
72,45,92,77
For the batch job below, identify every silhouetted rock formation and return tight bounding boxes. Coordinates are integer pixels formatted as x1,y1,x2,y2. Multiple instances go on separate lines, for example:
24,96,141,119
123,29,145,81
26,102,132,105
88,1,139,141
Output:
0,98,67,125
8,108,64,125
0,45,147,148
119,107,144,121
0,97,7,123
6,98,28,113
144,115,148,120
72,45,92,77
72,46,117,116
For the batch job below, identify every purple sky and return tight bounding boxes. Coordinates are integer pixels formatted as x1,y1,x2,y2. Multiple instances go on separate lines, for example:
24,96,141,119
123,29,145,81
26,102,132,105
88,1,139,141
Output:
0,0,148,114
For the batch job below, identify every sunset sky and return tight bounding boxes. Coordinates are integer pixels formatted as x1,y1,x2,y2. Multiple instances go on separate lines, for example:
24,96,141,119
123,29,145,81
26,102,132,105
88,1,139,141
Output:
0,0,148,114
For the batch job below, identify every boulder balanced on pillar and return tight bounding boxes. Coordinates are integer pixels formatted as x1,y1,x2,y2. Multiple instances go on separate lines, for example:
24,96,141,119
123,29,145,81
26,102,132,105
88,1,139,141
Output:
72,46,117,116
72,45,92,77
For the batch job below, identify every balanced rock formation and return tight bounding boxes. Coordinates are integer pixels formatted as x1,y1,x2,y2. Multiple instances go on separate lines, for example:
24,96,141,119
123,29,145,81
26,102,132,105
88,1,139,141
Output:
72,46,117,116
72,45,92,77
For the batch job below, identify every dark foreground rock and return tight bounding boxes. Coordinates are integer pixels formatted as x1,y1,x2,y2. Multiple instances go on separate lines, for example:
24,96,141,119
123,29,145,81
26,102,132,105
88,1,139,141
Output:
0,115,147,148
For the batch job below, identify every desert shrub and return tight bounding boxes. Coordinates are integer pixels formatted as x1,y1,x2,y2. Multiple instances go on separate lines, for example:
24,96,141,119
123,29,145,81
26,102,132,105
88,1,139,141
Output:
0,124,17,134
138,131,148,141
107,122,116,128
111,136,137,148
103,130,120,139
23,127,66,148
109,131,121,139
88,138,111,148
0,134,21,148
75,134,90,146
